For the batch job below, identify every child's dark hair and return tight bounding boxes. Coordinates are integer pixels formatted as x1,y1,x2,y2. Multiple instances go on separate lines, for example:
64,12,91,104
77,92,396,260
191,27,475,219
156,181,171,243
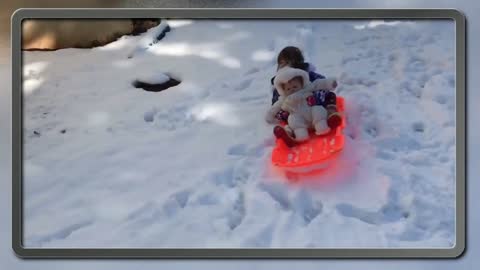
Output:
277,46,308,70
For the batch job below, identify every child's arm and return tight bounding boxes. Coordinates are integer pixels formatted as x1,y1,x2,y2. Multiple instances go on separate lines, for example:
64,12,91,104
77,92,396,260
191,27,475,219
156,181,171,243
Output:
309,71,325,81
265,96,284,124
281,90,310,113
311,78,338,91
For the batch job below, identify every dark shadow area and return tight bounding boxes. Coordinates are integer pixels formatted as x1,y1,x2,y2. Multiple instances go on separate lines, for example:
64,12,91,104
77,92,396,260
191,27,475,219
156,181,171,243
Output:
131,19,161,36
22,19,162,51
155,23,171,41
132,77,181,92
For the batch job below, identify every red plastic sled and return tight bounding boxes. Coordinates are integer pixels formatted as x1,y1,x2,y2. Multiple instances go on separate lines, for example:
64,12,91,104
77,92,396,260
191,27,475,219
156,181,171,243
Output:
271,97,346,173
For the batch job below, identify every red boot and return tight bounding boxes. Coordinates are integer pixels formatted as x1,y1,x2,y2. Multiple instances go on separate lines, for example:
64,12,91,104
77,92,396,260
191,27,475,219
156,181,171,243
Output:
273,126,298,148
327,113,342,129
326,104,342,129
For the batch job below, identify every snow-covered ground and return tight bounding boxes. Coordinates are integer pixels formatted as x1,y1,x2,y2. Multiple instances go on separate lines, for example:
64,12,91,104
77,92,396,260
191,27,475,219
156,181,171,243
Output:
22,19,455,248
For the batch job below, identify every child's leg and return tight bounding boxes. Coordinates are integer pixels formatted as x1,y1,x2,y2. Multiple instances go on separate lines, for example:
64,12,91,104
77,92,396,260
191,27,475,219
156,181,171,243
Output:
325,92,342,129
293,128,309,141
284,125,294,137
314,121,330,135
273,126,297,147
288,113,310,141
311,106,330,135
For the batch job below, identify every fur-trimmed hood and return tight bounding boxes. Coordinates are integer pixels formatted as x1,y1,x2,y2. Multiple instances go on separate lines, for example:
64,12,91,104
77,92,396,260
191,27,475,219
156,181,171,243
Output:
273,67,311,96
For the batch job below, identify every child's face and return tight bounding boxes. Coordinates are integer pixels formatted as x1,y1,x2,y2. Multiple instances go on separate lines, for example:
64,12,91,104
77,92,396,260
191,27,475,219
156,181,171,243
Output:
283,78,303,95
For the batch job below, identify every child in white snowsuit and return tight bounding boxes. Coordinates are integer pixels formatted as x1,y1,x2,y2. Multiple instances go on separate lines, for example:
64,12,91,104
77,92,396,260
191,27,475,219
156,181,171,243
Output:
269,46,341,130
266,66,337,141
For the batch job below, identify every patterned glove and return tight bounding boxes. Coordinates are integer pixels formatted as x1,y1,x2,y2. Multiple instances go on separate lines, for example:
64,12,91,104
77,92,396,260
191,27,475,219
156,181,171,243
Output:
275,110,290,122
306,95,316,106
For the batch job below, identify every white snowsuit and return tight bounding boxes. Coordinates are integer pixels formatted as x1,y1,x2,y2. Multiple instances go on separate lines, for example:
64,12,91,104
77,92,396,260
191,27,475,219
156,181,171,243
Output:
266,67,337,141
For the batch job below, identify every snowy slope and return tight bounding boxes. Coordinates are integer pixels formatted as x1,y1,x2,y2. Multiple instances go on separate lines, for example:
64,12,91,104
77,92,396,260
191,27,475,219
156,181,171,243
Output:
22,19,455,248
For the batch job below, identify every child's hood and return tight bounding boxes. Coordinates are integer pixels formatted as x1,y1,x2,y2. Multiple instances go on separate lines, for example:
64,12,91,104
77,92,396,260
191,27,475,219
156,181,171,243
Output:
273,67,310,96
270,63,317,86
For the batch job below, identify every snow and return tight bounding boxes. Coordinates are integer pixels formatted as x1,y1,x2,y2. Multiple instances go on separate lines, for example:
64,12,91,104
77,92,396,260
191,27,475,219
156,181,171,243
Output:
135,72,171,85
20,19,457,249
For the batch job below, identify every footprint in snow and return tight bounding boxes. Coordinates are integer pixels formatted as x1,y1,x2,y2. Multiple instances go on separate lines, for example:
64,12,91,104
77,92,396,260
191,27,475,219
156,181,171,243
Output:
258,182,290,210
234,78,253,91
336,202,407,225
377,150,396,161
210,163,251,188
239,94,269,103
143,107,157,123
227,143,266,158
152,106,194,131
26,219,94,247
227,192,246,230
342,56,360,65
412,121,425,133
192,192,220,206
171,189,191,208
227,144,248,156
244,67,260,76
292,189,323,225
